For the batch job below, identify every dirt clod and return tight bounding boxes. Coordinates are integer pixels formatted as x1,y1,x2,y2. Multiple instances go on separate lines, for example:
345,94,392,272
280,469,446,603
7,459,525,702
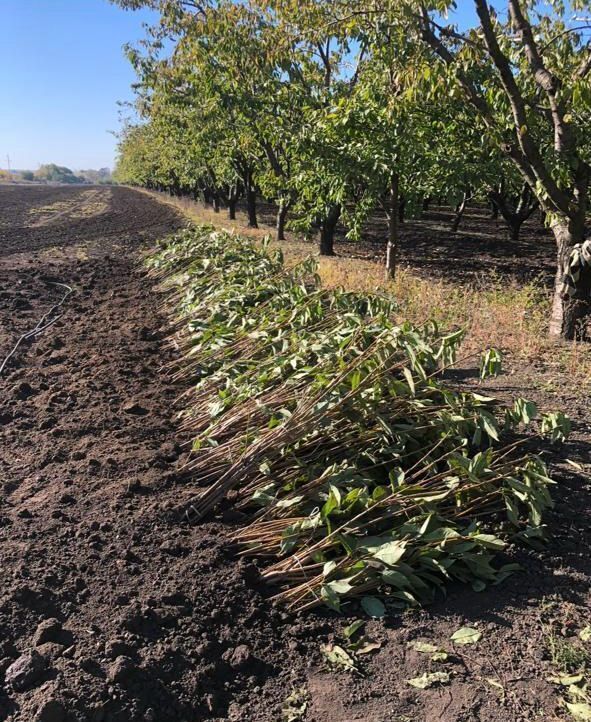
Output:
107,655,137,684
122,402,149,416
32,619,65,647
34,698,66,722
5,650,47,691
228,645,252,670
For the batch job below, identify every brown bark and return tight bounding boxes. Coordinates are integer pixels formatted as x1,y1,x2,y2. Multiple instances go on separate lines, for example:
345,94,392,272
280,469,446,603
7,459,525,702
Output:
276,200,289,241
319,205,341,256
421,2,591,338
549,221,591,339
246,188,258,228
451,190,469,233
385,175,399,279
489,183,538,241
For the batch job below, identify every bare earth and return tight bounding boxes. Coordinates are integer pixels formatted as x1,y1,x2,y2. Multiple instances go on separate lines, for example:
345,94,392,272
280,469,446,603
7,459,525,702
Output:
1,185,590,722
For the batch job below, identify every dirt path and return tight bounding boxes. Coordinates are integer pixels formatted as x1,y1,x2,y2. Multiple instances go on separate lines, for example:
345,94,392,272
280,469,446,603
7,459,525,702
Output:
1,185,590,722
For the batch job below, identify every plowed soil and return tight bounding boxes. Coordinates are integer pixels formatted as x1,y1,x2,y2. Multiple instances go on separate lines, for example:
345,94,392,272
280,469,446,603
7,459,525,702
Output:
1,185,590,722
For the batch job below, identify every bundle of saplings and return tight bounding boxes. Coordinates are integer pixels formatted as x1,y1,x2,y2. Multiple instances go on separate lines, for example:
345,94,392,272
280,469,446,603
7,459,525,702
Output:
148,225,568,614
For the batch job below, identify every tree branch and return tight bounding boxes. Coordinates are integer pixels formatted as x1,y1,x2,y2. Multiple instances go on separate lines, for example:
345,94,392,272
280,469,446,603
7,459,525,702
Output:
575,44,591,79
508,0,571,154
473,0,571,215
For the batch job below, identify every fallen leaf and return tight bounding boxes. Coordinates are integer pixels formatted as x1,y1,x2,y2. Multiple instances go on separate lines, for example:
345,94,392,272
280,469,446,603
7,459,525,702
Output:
486,677,505,695
566,702,591,721
361,596,386,619
450,626,482,645
410,641,439,654
409,641,448,661
431,651,449,662
547,673,584,686
406,671,451,689
321,644,357,673
343,620,365,639
356,639,382,655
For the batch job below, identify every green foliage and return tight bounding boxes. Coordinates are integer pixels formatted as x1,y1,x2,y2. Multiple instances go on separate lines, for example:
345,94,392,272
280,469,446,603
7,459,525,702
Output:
113,0,591,335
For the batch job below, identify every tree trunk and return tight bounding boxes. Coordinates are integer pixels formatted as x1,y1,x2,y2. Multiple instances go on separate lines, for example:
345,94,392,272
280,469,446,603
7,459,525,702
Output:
490,184,538,242
276,200,289,241
451,191,469,232
212,194,220,213
507,216,524,241
490,199,499,219
228,199,237,220
422,196,431,212
319,205,341,256
246,188,258,228
549,221,591,339
398,196,406,224
385,175,399,279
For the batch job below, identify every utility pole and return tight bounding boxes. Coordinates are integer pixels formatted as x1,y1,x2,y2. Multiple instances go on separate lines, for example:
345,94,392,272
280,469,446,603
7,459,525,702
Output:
5,155,11,175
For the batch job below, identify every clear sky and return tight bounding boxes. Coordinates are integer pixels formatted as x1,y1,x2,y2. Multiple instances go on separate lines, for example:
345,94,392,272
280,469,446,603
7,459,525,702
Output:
1,0,157,172
0,1,574,174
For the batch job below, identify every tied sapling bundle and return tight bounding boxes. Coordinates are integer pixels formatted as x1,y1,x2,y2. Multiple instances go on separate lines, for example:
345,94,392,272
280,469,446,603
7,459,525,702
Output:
148,225,567,613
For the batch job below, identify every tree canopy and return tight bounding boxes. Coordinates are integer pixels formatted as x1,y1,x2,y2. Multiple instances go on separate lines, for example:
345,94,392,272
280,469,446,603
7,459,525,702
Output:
113,0,591,338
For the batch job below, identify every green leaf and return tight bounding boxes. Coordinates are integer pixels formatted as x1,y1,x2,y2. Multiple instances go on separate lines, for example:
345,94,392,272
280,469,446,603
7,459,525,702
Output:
343,620,365,639
580,626,591,642
450,627,482,645
479,348,502,380
371,540,407,566
402,367,415,395
472,533,506,551
320,584,341,612
276,495,304,509
361,596,386,618
328,579,353,595
479,411,500,442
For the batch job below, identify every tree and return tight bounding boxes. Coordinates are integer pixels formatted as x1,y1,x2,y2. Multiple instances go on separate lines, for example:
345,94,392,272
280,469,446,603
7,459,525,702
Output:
35,164,83,184
413,0,591,338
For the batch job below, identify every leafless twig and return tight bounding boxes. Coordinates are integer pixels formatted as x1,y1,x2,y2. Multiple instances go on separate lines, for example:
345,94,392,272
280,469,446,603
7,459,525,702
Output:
0,282,74,377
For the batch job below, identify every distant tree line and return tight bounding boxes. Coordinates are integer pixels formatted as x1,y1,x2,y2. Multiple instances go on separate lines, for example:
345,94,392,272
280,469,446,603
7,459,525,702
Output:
0,165,114,185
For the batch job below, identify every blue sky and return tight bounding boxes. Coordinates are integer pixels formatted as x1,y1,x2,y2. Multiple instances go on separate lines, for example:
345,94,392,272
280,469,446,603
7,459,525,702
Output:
0,0,484,173
1,0,157,172
0,1,573,173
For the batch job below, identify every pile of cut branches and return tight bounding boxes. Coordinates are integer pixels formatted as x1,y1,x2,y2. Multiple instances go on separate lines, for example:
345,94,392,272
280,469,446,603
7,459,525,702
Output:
149,225,565,614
